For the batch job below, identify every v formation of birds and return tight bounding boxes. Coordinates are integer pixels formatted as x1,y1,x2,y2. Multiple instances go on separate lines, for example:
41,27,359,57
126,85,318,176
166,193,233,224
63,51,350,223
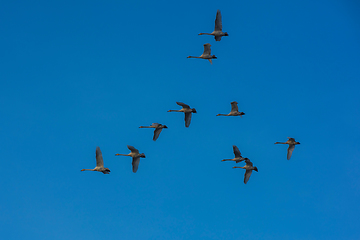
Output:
81,10,300,184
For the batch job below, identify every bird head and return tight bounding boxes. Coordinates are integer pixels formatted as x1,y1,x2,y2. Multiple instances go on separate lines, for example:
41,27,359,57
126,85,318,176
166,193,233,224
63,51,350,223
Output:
140,153,146,158
224,32,229,36
163,125,168,128
254,167,258,172
192,108,197,113
212,55,217,59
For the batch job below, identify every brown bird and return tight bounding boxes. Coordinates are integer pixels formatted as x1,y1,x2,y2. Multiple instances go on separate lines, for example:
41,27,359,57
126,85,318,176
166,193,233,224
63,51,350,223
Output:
139,123,168,141
115,145,146,173
198,10,229,41
216,101,245,117
167,102,197,127
187,43,217,64
221,145,248,163
233,159,258,184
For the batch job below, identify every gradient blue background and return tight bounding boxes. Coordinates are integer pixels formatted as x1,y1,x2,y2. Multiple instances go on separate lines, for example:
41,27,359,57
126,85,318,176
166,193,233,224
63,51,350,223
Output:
1,0,360,239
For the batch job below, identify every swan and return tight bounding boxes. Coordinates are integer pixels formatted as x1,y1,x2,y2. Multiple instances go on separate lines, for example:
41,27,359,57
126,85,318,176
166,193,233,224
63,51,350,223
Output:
81,147,110,174
139,123,168,141
115,145,146,173
187,43,217,64
167,102,197,127
221,145,248,163
199,10,228,41
216,101,245,117
233,159,258,184
275,137,300,160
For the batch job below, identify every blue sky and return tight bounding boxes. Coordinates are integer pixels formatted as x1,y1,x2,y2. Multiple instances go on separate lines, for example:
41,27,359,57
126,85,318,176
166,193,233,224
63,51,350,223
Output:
1,0,360,239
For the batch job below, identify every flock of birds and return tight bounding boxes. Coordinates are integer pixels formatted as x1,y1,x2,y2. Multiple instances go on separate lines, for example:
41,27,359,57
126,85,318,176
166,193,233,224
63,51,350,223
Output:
81,10,301,184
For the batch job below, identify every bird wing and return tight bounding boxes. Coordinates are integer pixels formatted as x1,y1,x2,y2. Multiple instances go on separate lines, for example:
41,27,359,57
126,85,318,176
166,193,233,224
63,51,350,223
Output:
153,128,163,141
151,123,160,127
214,10,222,31
95,146,104,167
203,43,211,55
231,101,239,112
244,170,252,184
215,35,222,41
132,157,140,173
185,112,192,127
287,144,295,160
127,145,139,154
233,145,241,158
176,102,190,109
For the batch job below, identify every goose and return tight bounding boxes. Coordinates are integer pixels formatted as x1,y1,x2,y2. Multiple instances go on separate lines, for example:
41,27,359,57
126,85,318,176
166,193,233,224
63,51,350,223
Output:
275,137,300,160
115,145,146,173
216,101,245,117
199,9,228,41
139,123,168,141
233,159,258,184
187,43,217,64
221,145,248,163
81,147,110,174
167,102,197,127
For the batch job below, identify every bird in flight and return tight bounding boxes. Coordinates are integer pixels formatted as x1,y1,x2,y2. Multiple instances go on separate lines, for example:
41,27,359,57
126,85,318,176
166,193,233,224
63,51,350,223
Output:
81,147,110,174
168,102,197,127
139,123,168,141
187,43,217,64
115,145,146,173
221,145,248,163
216,101,245,117
275,137,300,160
198,9,229,41
233,159,258,184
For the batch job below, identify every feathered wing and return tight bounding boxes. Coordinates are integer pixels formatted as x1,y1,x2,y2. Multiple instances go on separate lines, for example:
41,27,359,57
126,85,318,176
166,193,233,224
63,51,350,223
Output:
214,10,222,31
244,170,252,184
203,44,211,55
233,145,241,158
132,157,140,173
215,35,222,41
127,145,139,154
176,102,190,109
151,123,160,127
96,147,104,167
153,128,163,141
230,101,239,112
287,144,295,160
185,112,192,127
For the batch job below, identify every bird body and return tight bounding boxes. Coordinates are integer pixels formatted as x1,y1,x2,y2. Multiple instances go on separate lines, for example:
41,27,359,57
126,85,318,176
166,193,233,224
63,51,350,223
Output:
168,102,197,127
217,101,245,117
139,123,168,141
275,137,300,160
81,147,110,174
222,145,248,163
233,159,258,184
187,43,217,64
115,145,146,173
199,10,228,41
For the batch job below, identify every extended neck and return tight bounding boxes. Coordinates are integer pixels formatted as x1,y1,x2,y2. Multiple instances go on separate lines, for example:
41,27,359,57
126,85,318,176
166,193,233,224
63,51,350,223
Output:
81,169,95,171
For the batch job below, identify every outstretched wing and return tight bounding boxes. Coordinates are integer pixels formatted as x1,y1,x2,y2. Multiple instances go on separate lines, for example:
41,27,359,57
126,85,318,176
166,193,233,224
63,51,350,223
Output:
287,144,295,160
132,157,140,173
153,128,163,141
215,35,222,41
127,145,139,154
203,43,211,55
244,170,252,184
214,10,223,31
230,101,239,112
185,112,192,127
245,159,253,167
96,146,104,167
233,145,241,158
176,102,190,109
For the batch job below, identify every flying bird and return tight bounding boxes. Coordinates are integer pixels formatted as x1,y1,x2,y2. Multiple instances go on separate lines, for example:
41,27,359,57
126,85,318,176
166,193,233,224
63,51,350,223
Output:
216,101,245,117
221,145,248,163
275,137,300,160
187,43,217,64
115,145,146,173
81,147,110,174
167,102,197,127
139,123,168,141
198,9,229,41
233,159,258,184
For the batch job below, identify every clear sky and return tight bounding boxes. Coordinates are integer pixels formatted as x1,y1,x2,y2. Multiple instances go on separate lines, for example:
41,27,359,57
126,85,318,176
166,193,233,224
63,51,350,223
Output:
1,0,360,239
